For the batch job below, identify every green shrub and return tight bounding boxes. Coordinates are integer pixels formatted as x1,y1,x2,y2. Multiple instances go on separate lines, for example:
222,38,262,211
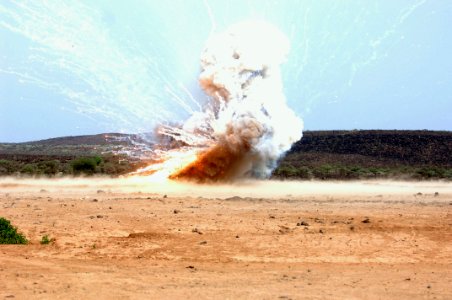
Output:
416,167,447,179
40,235,51,245
0,160,16,175
0,217,28,244
70,156,103,175
21,163,37,175
37,160,60,175
274,165,300,177
297,166,313,179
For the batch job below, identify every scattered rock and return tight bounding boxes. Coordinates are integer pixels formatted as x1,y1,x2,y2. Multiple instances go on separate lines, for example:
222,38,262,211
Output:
199,241,207,245
192,228,203,235
427,285,431,289
296,221,309,226
225,196,242,201
97,190,105,194
362,218,370,224
279,226,291,234
92,199,98,202
186,265,195,269
349,225,355,231
163,194,167,198
319,229,324,234
416,192,423,196
96,215,103,218
405,278,411,281
235,235,240,238
269,215,276,219
173,209,180,214
434,192,439,197
40,189,47,193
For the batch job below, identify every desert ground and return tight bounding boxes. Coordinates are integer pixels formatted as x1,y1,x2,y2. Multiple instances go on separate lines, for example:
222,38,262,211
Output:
0,178,451,299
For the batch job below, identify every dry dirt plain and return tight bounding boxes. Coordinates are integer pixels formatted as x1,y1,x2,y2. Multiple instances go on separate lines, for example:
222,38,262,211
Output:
0,178,451,299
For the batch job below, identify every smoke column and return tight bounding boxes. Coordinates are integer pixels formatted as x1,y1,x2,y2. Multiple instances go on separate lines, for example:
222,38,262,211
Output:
149,21,303,182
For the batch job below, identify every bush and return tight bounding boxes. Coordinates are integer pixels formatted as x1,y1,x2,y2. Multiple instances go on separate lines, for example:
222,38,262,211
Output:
21,163,37,175
274,165,300,177
40,235,52,245
70,156,103,175
37,160,60,175
0,160,16,175
0,217,28,244
416,167,448,179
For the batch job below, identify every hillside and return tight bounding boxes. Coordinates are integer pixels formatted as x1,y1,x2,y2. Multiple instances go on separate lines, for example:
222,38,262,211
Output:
276,130,451,180
290,130,451,166
0,130,451,179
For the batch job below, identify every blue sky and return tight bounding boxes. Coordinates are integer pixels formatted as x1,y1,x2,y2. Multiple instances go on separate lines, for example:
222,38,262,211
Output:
1,0,451,142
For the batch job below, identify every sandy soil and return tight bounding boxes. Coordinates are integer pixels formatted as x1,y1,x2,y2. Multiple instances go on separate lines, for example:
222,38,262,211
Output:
0,178,451,299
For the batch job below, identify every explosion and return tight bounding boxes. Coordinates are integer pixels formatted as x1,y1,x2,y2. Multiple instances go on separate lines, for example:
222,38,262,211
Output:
135,21,303,182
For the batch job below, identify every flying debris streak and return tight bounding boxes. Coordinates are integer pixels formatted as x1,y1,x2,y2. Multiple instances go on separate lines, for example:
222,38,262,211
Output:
203,0,217,37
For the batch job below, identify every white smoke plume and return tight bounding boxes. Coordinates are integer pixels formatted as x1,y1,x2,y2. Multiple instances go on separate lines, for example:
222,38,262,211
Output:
138,21,303,182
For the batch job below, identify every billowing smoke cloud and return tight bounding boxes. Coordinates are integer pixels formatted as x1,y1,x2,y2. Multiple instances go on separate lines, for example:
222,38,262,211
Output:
139,21,303,182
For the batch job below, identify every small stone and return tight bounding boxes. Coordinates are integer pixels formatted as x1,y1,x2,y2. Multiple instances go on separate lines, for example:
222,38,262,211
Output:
173,209,180,214
92,199,98,202
199,241,207,245
296,221,309,226
362,218,370,224
192,228,203,235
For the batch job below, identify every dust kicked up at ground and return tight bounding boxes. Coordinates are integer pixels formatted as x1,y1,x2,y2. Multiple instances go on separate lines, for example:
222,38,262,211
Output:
1,178,451,299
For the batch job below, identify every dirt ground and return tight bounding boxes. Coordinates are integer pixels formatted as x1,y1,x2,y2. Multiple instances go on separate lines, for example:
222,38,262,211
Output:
0,178,451,299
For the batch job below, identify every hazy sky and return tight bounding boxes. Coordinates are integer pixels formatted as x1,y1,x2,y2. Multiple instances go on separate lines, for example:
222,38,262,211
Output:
1,0,451,142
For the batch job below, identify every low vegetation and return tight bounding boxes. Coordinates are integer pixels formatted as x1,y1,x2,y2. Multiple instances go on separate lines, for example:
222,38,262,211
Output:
272,163,452,180
0,155,146,176
40,235,54,245
0,217,28,244
272,130,451,180
0,130,450,180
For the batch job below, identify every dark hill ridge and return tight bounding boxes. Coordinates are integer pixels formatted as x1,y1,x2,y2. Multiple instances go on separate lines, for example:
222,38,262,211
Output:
289,130,452,166
22,133,153,146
